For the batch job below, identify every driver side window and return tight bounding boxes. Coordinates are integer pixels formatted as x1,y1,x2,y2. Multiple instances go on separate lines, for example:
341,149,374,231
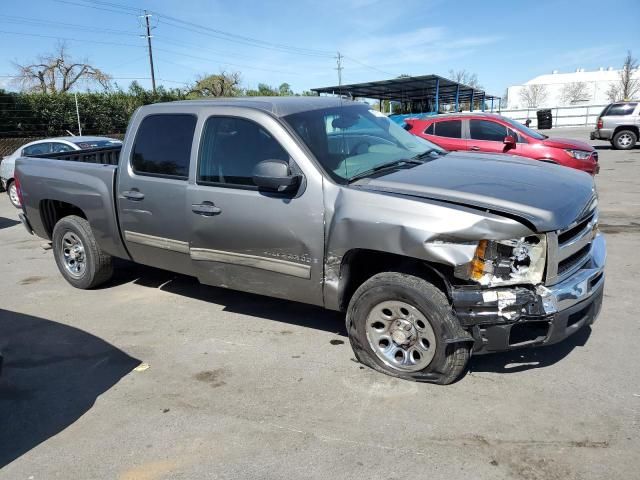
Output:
198,117,289,188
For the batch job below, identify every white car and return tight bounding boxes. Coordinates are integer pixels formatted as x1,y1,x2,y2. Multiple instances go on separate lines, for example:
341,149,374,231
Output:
1,136,122,207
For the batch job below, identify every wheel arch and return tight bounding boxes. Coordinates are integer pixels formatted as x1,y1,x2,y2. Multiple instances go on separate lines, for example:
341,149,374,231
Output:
39,199,88,239
613,125,639,138
336,248,453,312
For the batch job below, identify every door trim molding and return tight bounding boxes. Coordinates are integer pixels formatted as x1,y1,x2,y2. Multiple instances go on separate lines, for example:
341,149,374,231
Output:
124,231,190,254
190,247,311,279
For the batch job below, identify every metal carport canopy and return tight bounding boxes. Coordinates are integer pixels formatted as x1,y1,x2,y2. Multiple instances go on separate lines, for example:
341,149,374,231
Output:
311,74,499,105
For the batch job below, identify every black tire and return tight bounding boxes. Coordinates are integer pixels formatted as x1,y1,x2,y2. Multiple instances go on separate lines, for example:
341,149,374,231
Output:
52,215,113,289
346,272,471,385
6,180,20,208
612,129,637,150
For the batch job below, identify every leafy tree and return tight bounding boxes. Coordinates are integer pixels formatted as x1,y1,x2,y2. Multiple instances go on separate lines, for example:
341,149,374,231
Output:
13,42,110,93
188,71,242,97
278,82,293,96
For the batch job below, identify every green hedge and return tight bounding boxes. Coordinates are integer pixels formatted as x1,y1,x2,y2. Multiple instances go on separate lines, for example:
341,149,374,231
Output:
0,83,187,138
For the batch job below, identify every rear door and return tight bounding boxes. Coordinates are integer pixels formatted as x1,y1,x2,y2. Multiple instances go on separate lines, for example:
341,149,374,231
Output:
429,119,466,151
117,112,197,275
186,108,325,306
468,119,518,154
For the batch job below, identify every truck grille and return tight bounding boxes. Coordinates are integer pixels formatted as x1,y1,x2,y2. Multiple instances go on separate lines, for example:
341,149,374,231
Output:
546,198,598,285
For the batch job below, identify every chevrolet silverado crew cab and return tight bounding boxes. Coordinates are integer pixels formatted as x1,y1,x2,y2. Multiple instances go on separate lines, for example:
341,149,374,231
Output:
15,97,606,384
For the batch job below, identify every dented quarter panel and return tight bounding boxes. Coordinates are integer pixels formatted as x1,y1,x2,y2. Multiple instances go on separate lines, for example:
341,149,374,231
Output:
322,182,536,310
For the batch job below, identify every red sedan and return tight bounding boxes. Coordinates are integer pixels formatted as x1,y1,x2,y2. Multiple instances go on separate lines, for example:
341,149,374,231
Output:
405,113,599,174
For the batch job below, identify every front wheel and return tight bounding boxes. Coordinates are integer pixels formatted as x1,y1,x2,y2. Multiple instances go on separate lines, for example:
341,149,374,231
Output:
7,181,20,208
346,272,471,385
52,215,113,289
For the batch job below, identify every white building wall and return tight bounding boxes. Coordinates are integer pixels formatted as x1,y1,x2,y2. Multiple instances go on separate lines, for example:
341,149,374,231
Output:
506,68,640,110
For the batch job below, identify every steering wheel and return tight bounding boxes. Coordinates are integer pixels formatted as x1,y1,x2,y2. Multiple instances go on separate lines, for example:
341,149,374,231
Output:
350,140,371,156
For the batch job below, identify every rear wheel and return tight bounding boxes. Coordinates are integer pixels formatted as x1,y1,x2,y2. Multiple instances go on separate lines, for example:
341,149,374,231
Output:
7,181,20,208
346,272,471,385
52,215,113,289
612,130,637,150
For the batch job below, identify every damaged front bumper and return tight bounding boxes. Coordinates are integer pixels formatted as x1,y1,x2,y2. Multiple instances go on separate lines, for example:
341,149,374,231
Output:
452,234,605,354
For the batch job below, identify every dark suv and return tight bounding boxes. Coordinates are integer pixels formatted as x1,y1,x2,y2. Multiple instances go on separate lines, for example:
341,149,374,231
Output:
591,101,639,150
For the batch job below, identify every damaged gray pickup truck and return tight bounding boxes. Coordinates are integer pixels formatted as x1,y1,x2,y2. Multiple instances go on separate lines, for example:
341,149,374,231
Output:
15,97,605,384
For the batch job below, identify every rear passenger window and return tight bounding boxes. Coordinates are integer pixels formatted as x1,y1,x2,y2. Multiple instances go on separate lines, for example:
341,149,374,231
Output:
469,120,507,142
434,120,461,138
605,103,637,116
23,143,51,156
198,117,289,187
132,114,197,179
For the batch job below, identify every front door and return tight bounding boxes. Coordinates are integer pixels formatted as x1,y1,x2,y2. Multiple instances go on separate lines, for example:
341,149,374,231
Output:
467,119,519,155
118,113,197,275
186,112,325,306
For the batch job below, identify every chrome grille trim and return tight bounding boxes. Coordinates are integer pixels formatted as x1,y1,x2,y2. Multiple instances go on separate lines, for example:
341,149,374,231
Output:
546,200,598,286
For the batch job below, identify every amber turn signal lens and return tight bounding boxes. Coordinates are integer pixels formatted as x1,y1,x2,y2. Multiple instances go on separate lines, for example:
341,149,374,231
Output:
469,240,489,280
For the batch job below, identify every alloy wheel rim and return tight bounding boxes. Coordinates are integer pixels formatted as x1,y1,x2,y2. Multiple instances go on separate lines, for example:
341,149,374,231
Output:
61,231,86,278
365,300,437,372
9,184,19,206
618,133,632,147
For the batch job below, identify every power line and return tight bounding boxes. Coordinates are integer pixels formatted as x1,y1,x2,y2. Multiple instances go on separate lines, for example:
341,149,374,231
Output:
64,0,334,58
0,30,146,49
0,14,140,36
342,56,397,78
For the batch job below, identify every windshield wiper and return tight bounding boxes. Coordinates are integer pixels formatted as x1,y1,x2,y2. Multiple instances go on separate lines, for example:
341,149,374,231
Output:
347,159,422,184
412,148,443,160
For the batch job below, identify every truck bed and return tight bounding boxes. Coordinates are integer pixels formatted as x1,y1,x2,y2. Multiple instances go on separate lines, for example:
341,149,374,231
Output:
31,146,121,166
15,151,130,260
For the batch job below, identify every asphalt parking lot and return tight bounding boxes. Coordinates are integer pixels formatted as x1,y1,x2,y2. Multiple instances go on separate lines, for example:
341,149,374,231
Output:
1,127,639,480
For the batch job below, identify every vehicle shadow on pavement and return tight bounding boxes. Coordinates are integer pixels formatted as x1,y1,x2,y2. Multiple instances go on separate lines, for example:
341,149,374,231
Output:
0,217,20,230
469,326,591,374
109,260,348,336
0,309,140,468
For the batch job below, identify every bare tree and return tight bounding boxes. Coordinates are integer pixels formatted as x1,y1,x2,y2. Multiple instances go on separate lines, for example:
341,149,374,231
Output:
13,42,110,93
606,51,639,102
560,82,590,104
448,69,482,89
188,71,242,97
519,84,548,108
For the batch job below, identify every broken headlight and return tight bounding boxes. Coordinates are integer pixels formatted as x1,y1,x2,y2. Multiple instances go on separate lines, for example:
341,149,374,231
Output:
455,235,546,286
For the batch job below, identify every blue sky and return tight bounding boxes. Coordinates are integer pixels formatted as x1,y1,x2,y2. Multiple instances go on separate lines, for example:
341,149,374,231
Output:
0,0,637,96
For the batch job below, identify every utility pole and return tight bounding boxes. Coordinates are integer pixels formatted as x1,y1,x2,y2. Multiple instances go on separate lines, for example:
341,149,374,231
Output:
141,10,156,93
74,92,82,136
335,52,343,87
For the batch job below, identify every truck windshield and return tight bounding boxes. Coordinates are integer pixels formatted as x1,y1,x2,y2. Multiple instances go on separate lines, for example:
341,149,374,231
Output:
283,104,444,183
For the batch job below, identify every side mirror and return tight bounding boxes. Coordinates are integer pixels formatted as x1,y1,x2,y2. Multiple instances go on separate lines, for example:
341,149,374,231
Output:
252,159,301,193
503,135,516,145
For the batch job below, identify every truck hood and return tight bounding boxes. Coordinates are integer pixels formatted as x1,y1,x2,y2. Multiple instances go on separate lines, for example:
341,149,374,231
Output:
542,136,595,151
354,151,596,232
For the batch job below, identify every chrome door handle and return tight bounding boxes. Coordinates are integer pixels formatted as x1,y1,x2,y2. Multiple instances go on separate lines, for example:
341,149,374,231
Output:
122,190,145,200
192,202,221,216
469,146,480,151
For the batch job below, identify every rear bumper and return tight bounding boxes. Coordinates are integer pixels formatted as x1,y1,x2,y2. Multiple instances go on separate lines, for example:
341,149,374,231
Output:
590,129,612,140
453,234,605,354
